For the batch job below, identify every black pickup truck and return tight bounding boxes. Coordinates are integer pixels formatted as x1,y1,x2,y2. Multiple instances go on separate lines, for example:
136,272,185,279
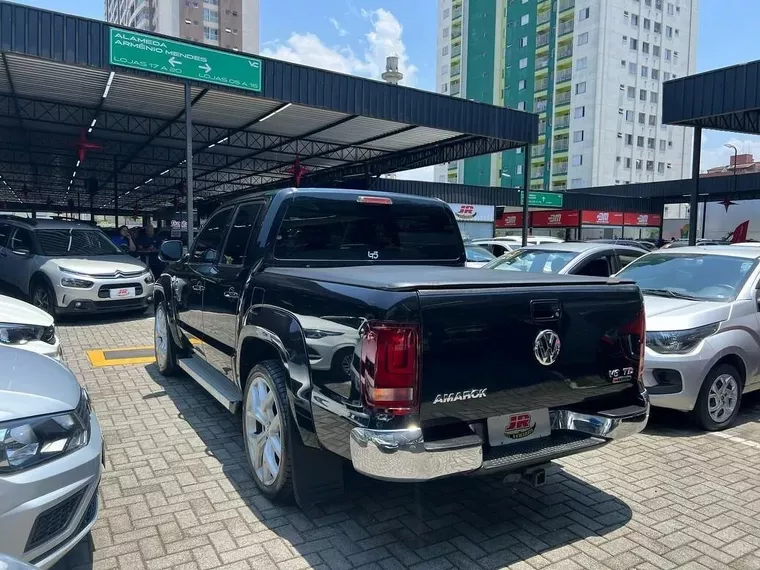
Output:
154,188,649,506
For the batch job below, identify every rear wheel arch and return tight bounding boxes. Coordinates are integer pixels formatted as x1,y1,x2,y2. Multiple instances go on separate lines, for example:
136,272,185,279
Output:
238,334,287,394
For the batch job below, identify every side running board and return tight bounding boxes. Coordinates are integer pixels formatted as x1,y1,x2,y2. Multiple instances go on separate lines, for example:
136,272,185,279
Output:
178,357,242,413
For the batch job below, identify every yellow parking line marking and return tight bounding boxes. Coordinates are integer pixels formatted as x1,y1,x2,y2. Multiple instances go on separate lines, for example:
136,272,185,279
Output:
86,338,201,367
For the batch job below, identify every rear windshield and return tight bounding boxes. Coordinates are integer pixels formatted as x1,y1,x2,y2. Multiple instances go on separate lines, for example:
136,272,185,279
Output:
273,196,463,261
36,229,123,256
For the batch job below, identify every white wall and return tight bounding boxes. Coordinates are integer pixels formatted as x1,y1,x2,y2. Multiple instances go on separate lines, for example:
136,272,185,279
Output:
242,0,260,54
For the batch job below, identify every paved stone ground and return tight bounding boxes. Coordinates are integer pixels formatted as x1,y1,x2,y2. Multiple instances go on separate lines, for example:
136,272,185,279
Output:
53,312,760,570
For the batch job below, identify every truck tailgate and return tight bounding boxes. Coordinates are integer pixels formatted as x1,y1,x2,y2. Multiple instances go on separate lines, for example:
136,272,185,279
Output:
418,283,643,426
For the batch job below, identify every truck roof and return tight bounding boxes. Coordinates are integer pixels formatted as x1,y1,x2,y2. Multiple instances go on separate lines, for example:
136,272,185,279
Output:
223,187,446,208
265,265,632,292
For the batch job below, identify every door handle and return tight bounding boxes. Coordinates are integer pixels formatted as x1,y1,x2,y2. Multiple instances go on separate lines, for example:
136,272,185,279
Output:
192,283,205,292
224,289,239,300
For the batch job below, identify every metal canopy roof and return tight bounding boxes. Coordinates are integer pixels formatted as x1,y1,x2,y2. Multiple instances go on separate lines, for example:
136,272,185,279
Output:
663,59,760,133
0,2,537,214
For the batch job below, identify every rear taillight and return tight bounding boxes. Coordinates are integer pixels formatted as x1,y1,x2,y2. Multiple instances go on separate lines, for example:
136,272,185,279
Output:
359,322,419,415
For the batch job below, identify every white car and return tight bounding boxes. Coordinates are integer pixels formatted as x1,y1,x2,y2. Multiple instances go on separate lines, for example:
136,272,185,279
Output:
464,245,496,268
0,346,103,568
0,218,155,316
300,315,359,378
0,294,61,360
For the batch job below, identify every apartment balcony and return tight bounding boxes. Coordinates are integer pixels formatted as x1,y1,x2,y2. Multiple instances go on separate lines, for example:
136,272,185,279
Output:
452,5,463,19
535,100,548,113
554,117,570,129
451,64,461,77
536,57,550,71
538,122,547,135
553,182,568,191
555,91,571,105
558,20,574,36
535,78,549,92
451,82,461,96
531,168,545,179
556,68,572,84
532,144,546,157
554,139,569,152
559,0,575,12
536,33,550,48
537,11,551,25
451,44,461,57
553,164,569,175
557,45,573,60
452,26,462,40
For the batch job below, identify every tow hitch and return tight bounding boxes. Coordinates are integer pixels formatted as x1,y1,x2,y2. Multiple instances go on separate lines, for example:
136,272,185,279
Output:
502,463,551,488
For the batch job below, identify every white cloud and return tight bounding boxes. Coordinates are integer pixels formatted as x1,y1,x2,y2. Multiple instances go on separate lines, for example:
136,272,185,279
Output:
701,136,760,171
329,17,349,37
389,166,435,182
261,9,418,87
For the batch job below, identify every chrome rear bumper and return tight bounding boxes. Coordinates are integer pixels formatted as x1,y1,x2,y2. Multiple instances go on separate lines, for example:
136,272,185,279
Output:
349,397,649,482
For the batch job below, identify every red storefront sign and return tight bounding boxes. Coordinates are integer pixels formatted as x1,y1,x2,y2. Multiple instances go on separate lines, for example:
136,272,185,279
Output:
581,210,625,225
531,209,580,227
495,212,523,228
622,212,663,227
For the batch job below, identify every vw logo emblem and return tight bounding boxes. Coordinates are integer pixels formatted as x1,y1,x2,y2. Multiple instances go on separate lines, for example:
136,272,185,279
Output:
534,329,561,366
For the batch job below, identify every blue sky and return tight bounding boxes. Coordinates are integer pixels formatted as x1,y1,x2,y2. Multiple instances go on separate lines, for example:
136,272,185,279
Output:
12,0,760,171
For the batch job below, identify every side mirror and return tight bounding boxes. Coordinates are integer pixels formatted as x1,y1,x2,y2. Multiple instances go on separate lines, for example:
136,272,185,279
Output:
12,248,31,257
159,240,184,263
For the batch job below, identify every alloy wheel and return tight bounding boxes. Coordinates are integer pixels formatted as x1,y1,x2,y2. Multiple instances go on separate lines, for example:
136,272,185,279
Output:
245,375,282,486
707,373,739,423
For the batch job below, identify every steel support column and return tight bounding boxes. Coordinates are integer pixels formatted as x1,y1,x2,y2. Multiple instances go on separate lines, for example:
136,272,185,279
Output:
522,144,531,246
689,127,702,245
114,155,119,228
185,84,194,245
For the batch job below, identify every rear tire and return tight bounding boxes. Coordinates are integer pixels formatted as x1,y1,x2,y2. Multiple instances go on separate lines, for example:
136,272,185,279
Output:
154,303,177,376
692,363,742,431
31,280,57,318
242,360,294,503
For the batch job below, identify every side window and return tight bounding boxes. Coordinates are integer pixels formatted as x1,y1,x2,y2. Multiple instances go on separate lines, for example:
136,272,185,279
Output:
576,255,614,277
618,251,644,270
494,244,508,257
190,209,233,263
10,228,33,252
219,203,263,265
0,224,9,247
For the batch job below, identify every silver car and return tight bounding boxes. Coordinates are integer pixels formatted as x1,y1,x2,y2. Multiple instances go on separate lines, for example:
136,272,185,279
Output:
0,346,103,568
0,218,154,316
615,246,760,430
482,242,647,277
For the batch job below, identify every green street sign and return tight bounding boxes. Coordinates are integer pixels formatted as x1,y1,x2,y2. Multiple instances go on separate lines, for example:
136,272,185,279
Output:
109,28,262,92
519,191,563,208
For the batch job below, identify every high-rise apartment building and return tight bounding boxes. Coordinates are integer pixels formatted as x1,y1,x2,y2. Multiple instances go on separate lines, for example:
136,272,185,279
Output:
435,0,697,192
105,0,259,54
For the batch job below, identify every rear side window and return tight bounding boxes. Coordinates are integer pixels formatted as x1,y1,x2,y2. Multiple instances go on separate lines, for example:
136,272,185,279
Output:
10,228,33,252
618,251,644,269
274,196,463,261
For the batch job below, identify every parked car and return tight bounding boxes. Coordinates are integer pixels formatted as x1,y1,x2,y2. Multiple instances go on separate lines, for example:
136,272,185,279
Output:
732,241,760,247
615,246,760,430
0,217,155,316
0,294,61,360
154,188,648,507
662,239,726,249
482,242,647,277
588,238,657,251
0,346,102,568
464,245,496,268
470,239,519,257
